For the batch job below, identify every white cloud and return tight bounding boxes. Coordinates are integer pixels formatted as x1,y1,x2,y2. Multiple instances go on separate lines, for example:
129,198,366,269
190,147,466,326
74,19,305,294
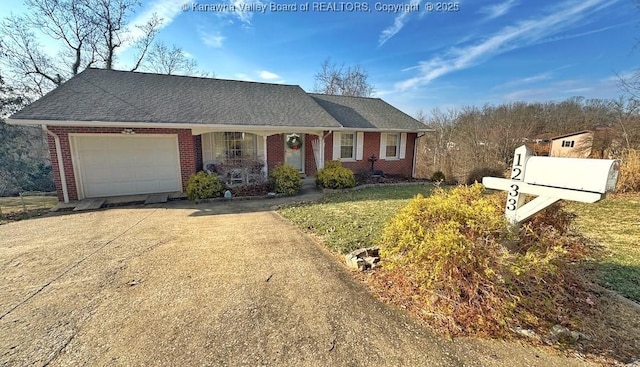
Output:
395,0,617,91
501,74,620,101
126,0,190,45
228,0,265,25
478,0,517,20
494,71,555,89
200,31,225,48
235,73,255,81
378,0,422,46
258,70,280,80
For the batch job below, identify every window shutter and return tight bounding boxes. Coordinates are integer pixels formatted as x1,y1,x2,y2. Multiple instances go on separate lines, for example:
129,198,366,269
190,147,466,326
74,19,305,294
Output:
379,133,387,160
202,133,213,162
356,132,364,160
332,132,341,160
399,133,407,159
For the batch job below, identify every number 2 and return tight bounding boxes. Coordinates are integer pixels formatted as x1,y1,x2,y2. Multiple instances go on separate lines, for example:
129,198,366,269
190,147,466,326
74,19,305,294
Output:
512,168,522,180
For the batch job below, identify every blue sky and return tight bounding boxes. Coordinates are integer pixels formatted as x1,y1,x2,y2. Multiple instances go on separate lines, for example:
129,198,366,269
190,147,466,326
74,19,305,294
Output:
2,0,638,116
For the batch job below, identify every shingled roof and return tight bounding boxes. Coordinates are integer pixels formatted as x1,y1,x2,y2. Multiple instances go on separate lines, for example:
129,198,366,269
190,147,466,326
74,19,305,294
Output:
10,68,428,132
309,93,426,131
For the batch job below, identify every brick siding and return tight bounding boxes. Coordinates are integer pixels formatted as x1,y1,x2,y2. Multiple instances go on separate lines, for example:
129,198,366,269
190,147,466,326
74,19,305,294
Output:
45,126,196,201
266,134,285,173
265,131,416,177
193,135,203,171
324,132,417,177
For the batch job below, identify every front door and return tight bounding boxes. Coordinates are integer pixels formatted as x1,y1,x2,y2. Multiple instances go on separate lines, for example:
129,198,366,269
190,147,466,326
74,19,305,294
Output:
284,133,304,172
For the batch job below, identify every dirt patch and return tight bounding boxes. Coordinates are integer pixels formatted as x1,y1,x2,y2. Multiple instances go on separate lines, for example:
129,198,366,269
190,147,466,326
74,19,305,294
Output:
0,203,605,366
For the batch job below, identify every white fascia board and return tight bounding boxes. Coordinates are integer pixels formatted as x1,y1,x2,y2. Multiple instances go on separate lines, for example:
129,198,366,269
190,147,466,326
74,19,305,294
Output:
7,118,433,133
6,118,336,134
338,127,434,133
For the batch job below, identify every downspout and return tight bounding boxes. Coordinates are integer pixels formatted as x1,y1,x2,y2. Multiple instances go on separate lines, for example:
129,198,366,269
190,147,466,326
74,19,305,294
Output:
412,133,426,178
42,125,69,203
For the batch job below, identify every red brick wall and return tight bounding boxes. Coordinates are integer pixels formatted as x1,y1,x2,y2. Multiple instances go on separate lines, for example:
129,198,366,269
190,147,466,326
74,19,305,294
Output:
193,135,203,171
304,134,318,176
45,126,196,201
267,134,285,173
247,131,417,179
324,132,417,177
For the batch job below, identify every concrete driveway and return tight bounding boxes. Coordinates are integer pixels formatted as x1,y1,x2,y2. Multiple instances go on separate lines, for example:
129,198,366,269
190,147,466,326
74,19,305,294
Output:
0,201,598,366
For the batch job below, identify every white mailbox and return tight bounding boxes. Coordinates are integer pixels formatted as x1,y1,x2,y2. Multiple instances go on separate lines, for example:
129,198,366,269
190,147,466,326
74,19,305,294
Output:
524,157,620,194
482,145,621,225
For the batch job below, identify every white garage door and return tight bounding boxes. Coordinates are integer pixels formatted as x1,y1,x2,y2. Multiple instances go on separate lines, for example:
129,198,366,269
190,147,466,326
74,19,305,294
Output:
72,135,182,199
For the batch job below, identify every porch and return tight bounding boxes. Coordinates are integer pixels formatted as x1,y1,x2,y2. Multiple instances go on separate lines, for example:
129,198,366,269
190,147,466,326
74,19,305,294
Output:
196,130,329,182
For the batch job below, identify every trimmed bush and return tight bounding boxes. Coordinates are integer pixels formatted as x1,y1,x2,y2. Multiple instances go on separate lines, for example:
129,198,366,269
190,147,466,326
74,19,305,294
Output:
270,164,302,195
186,171,225,201
466,166,504,185
616,149,640,193
379,184,593,337
316,160,356,189
430,170,445,182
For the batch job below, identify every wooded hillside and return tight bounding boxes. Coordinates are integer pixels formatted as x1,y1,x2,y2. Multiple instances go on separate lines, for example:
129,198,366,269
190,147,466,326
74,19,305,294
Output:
415,97,640,184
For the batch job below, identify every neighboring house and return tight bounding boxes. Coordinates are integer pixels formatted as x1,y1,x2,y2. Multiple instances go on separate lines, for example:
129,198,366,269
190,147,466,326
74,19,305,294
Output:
523,135,552,156
549,128,617,158
8,68,429,203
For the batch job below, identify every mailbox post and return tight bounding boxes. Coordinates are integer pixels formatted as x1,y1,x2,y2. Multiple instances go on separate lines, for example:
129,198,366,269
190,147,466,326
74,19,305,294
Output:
483,145,620,225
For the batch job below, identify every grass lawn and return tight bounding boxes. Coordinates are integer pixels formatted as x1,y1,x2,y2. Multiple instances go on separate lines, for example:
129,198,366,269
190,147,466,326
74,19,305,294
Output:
566,193,640,302
0,195,58,224
279,186,640,302
279,184,434,254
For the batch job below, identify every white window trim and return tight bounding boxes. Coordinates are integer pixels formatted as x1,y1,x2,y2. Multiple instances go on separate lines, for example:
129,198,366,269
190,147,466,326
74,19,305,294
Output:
384,133,400,160
333,131,363,162
380,132,407,160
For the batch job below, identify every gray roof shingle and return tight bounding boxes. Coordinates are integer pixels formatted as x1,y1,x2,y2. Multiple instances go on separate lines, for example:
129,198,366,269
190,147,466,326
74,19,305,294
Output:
309,93,427,131
11,68,342,128
10,68,428,132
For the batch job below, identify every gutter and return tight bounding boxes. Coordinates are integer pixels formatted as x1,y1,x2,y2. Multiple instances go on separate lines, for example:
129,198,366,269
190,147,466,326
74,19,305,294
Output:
412,132,427,178
42,125,69,203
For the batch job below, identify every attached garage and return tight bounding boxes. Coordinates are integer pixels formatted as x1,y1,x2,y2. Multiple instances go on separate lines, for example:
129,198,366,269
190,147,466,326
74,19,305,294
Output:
70,134,182,199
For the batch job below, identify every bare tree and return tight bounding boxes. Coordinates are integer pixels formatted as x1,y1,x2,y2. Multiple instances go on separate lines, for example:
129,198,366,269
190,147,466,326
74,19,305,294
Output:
143,42,205,76
87,0,160,71
0,0,162,95
610,96,640,150
314,58,375,97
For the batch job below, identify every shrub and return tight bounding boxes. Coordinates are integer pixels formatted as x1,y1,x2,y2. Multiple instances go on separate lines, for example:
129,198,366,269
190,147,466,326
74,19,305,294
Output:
270,164,302,195
379,184,593,336
229,182,272,197
186,171,224,201
616,149,640,193
430,170,445,182
316,160,356,189
466,166,504,185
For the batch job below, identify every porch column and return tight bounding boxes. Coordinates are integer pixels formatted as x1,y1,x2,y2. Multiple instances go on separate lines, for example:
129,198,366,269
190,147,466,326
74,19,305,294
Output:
262,134,268,177
312,133,325,171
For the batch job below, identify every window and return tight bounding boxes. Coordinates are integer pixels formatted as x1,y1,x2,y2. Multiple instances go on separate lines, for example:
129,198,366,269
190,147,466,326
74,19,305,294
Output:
386,133,399,158
340,133,355,159
214,132,257,163
561,140,575,148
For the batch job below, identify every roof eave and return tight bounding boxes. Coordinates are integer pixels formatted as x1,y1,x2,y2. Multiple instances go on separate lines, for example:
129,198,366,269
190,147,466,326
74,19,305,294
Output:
5,118,343,134
7,118,433,133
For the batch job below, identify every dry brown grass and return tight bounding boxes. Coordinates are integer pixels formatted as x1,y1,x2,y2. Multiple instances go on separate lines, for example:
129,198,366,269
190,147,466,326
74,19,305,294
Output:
616,149,640,193
0,195,58,224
